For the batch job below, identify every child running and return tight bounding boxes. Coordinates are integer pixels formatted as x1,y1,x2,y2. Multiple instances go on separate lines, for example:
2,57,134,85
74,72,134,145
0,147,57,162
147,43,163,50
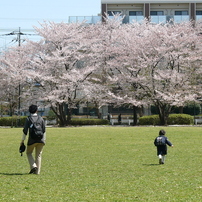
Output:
154,129,174,164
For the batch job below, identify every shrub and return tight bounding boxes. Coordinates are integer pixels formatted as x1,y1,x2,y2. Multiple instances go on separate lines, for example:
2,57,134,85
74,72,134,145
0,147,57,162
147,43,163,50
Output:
139,115,160,125
167,114,193,125
70,118,109,126
0,116,27,127
139,114,193,125
0,117,12,126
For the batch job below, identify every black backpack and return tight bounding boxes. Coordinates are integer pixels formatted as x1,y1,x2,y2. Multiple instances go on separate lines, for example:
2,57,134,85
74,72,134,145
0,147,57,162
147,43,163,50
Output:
28,116,44,140
155,136,166,146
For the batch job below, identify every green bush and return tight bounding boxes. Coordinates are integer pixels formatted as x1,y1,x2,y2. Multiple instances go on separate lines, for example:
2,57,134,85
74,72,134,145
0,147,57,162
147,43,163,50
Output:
139,115,160,125
0,116,27,127
70,118,109,126
139,114,193,125
167,114,194,125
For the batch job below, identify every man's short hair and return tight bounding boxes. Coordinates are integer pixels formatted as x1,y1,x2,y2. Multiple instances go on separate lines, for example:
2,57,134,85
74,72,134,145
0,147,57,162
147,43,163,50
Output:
29,105,38,114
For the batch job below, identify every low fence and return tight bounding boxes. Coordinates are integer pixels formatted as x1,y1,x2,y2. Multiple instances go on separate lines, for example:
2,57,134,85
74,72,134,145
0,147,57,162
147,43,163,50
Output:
110,118,133,125
194,116,202,125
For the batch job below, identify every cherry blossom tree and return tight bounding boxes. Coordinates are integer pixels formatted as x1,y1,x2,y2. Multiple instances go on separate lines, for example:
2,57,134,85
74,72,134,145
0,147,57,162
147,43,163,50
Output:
83,17,139,119
86,19,154,124
0,46,30,116
21,22,103,126
1,18,202,126
136,21,202,125
102,21,202,125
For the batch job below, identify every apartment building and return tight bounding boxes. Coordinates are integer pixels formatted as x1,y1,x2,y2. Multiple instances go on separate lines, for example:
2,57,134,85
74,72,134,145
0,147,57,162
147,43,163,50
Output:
101,0,202,24
67,1,202,118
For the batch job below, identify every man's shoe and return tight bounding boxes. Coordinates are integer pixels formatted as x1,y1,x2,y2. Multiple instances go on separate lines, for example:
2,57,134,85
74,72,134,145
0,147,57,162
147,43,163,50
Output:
29,167,37,174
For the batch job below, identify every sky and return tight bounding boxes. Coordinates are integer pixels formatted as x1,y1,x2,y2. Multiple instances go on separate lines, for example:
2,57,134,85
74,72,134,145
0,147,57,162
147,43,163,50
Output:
0,0,101,50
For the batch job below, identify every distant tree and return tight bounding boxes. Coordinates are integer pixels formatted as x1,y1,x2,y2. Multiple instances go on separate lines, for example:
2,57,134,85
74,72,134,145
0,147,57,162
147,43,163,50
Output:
0,46,29,115
84,16,147,124
22,22,100,126
134,21,201,125
1,18,202,127
97,21,202,125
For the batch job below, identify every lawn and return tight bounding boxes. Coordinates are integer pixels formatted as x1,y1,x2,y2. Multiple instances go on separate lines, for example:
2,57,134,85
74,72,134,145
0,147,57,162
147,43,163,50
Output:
0,126,201,201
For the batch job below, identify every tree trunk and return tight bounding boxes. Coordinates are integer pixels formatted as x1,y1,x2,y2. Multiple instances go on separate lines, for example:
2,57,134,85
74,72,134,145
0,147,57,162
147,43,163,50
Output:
157,103,171,126
67,108,72,124
94,103,101,119
51,103,70,126
133,106,138,126
179,106,183,114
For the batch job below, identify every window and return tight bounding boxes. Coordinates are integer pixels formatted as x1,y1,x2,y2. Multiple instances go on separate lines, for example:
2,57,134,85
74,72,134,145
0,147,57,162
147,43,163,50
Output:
150,11,164,16
196,11,202,15
107,11,121,16
129,11,143,16
175,11,188,15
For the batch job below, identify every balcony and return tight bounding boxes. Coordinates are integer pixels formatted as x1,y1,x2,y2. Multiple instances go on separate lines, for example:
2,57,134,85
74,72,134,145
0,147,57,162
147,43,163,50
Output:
69,16,101,24
196,15,202,21
68,15,191,25
174,15,189,23
108,16,123,22
150,16,167,24
126,15,190,24
129,16,144,23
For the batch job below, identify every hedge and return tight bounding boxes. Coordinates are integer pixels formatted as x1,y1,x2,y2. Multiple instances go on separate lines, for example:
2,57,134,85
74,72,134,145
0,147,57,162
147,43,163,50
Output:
0,116,109,127
139,115,160,125
139,114,194,125
70,118,109,126
0,116,27,127
0,114,193,126
167,114,194,125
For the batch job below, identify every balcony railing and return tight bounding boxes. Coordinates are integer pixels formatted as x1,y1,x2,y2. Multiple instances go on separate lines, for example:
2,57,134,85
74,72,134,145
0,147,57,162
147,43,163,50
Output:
196,15,202,21
129,16,144,23
174,15,189,23
130,15,190,24
68,15,192,24
150,16,167,24
108,16,123,22
69,16,101,24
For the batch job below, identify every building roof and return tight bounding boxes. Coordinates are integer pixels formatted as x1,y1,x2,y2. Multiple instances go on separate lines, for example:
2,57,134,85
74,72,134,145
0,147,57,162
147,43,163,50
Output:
101,0,202,3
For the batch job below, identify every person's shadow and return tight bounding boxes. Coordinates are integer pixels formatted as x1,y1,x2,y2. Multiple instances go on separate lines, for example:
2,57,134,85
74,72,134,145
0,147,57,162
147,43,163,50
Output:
0,173,28,175
142,163,160,166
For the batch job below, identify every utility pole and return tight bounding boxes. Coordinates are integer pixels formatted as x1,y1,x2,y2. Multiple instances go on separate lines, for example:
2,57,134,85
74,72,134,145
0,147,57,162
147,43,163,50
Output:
18,27,21,117
1,28,36,123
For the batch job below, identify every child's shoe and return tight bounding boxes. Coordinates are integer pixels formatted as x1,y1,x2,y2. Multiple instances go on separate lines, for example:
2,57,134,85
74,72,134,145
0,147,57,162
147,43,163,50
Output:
158,155,162,164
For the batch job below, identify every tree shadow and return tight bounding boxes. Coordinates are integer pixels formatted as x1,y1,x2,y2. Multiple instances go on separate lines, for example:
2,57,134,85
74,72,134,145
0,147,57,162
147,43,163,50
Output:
0,172,28,176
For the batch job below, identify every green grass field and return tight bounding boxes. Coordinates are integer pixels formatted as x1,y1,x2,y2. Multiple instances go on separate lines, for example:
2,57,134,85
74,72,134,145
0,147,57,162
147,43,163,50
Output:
0,126,201,201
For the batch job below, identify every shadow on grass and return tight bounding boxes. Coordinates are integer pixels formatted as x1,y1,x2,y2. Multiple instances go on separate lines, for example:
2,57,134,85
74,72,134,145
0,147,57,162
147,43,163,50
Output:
0,173,28,176
142,164,160,166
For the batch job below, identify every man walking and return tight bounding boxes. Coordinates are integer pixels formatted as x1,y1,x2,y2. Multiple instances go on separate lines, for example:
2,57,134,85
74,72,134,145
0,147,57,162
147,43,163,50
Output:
20,105,46,174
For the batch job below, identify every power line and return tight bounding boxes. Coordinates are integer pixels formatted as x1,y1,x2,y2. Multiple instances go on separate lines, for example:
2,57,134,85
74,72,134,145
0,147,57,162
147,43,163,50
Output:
0,28,36,32
0,27,40,48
